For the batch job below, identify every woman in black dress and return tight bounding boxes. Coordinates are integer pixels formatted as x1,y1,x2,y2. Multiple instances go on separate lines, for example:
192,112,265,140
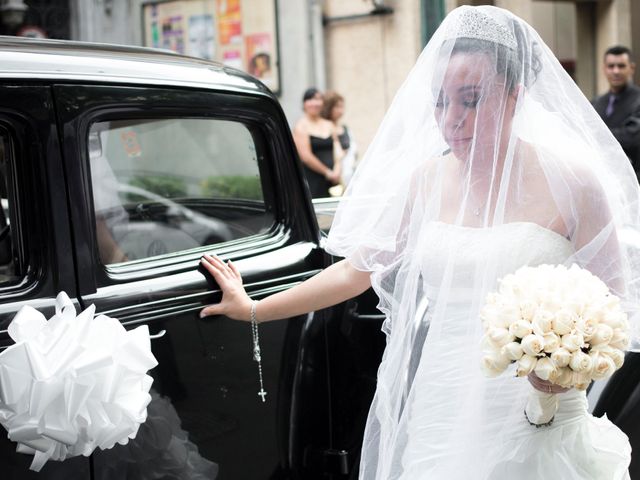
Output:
293,88,343,198
322,91,358,188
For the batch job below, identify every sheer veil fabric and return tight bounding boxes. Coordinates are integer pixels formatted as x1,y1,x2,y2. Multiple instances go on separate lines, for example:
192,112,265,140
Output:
326,5,639,479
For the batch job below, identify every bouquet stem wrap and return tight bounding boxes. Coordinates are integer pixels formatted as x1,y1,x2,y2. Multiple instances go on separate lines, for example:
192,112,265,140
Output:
0,292,158,471
524,388,558,426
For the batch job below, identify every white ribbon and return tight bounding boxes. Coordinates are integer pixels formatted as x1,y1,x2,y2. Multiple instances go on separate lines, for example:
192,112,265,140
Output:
524,387,559,426
0,292,158,471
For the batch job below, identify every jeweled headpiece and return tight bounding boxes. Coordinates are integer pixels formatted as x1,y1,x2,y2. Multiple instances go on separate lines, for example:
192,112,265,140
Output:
445,6,517,51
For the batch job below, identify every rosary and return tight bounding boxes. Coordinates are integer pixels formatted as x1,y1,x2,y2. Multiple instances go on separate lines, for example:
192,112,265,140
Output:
251,301,267,402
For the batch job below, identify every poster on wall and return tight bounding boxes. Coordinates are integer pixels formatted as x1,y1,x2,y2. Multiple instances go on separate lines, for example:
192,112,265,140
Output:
189,14,215,59
216,0,242,45
142,0,280,94
223,50,243,69
245,33,274,91
161,14,185,54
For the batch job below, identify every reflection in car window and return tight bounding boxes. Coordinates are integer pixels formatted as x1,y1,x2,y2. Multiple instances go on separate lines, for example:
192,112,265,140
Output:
89,118,273,264
0,133,18,283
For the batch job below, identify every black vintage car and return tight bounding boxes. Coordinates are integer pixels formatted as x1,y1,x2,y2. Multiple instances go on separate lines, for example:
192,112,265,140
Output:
0,36,638,480
0,37,385,479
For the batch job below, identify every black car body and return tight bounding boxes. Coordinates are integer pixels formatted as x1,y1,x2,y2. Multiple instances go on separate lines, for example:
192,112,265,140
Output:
0,37,385,479
0,36,637,480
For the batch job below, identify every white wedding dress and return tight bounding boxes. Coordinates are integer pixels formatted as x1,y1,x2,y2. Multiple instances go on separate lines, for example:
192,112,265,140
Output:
392,221,631,479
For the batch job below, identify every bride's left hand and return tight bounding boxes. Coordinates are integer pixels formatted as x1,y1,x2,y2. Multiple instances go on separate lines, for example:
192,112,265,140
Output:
527,372,571,394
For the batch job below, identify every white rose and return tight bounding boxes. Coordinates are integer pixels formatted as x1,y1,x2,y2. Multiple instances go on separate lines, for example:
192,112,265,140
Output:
487,327,514,348
497,306,521,328
553,309,577,336
603,294,621,310
561,332,584,352
509,320,533,339
572,373,591,390
534,356,557,381
541,297,562,313
519,301,537,322
554,366,573,387
590,323,614,346
481,351,510,377
609,329,630,350
564,300,585,317
501,341,524,361
532,310,554,336
550,347,571,367
582,307,605,324
521,334,544,356
575,317,598,341
569,350,592,373
607,349,625,370
542,332,560,353
601,311,627,330
515,354,537,377
485,304,521,329
590,353,617,380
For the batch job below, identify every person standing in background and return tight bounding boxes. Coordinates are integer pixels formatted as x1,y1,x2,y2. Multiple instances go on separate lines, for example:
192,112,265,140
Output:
321,91,358,190
293,88,343,198
593,45,640,179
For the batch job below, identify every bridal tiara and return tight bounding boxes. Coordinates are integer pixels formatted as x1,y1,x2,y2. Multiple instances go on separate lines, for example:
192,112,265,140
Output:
444,7,518,51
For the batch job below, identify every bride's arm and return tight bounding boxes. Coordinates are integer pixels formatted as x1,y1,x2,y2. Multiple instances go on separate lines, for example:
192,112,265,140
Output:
529,166,620,394
199,255,372,322
570,171,624,295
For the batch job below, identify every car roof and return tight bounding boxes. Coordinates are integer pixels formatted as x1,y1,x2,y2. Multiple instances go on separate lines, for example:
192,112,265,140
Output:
0,36,269,95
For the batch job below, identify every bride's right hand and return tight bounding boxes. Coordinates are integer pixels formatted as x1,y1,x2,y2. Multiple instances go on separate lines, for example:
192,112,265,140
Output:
527,371,570,394
199,254,253,321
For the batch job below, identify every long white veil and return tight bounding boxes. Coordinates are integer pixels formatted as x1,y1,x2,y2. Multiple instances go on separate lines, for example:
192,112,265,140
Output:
326,5,640,479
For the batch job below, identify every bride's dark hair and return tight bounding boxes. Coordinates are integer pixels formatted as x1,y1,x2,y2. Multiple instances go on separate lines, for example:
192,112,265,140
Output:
448,20,542,92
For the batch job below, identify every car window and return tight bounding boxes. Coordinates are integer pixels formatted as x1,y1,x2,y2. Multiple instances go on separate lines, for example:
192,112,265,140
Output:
0,132,19,283
88,118,273,264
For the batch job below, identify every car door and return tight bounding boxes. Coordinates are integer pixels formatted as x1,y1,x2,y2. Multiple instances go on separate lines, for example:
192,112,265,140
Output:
54,83,337,479
0,85,87,479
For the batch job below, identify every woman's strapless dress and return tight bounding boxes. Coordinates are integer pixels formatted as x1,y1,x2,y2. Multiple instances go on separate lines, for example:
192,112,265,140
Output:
390,221,631,480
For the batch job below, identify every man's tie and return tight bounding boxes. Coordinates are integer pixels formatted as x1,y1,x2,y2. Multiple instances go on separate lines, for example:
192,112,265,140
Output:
606,94,617,117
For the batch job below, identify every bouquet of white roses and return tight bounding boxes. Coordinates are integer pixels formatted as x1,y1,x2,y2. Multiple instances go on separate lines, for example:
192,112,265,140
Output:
480,264,629,426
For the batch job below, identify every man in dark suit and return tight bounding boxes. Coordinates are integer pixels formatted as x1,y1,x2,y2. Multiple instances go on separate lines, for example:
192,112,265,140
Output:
593,45,640,179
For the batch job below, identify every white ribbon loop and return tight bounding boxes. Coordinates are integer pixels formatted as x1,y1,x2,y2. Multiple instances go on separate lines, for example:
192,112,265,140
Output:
0,292,158,471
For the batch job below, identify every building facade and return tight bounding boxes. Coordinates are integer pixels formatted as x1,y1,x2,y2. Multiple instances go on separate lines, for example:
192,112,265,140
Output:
1,0,636,153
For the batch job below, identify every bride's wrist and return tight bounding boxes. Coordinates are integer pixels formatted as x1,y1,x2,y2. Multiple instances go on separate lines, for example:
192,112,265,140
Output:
250,299,259,323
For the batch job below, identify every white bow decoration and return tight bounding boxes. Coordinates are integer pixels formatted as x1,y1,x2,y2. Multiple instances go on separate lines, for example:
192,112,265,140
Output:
0,292,158,471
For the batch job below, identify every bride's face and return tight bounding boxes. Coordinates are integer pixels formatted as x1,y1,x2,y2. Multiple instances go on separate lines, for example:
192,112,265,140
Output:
434,52,518,164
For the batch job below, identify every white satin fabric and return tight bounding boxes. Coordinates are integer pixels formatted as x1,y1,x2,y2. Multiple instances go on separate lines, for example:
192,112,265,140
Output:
387,222,629,479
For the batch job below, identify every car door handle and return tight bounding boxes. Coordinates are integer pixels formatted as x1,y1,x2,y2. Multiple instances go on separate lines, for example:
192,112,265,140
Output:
149,329,166,339
351,313,386,321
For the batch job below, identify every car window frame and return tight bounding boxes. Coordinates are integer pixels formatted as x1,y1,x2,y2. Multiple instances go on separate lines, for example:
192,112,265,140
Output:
87,113,278,262
0,119,42,296
0,83,78,349
54,84,307,290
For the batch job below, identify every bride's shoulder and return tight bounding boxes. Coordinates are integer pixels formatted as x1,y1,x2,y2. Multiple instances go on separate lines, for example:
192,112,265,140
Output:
527,142,608,215
416,151,453,178
528,142,603,193
408,152,451,191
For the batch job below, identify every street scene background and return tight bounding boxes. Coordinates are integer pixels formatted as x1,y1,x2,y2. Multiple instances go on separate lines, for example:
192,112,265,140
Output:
3,0,637,176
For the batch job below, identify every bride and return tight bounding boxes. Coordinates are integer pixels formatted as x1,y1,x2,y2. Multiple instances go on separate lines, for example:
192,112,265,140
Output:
200,5,637,479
